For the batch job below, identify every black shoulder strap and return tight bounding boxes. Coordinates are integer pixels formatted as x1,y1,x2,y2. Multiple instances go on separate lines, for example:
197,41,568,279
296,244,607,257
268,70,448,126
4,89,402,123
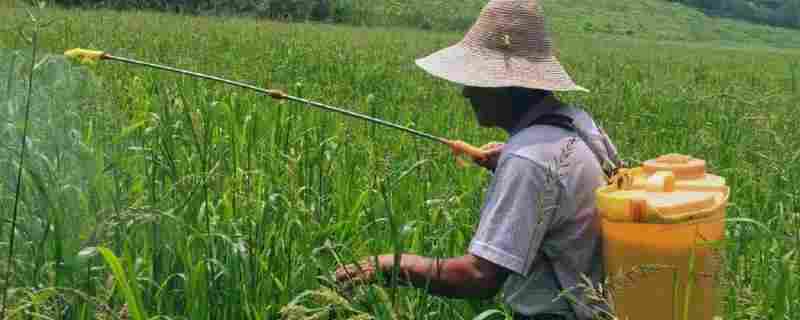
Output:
528,113,576,132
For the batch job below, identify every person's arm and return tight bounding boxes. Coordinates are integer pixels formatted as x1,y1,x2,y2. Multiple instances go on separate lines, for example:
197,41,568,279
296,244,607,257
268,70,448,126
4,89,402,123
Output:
335,253,510,299
336,155,553,299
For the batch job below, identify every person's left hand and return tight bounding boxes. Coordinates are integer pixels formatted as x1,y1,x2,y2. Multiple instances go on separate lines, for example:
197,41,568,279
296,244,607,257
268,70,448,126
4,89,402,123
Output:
474,142,504,171
334,255,394,287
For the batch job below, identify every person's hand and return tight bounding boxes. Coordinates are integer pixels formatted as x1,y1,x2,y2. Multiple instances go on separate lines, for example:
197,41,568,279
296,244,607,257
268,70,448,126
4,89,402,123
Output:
474,142,504,171
334,255,394,288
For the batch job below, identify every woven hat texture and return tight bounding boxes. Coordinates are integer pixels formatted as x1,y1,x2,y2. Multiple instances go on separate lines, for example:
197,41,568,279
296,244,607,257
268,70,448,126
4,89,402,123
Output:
416,0,587,92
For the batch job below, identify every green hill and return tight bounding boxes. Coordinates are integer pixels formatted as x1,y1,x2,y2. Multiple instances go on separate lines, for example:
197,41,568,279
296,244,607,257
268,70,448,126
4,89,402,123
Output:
543,0,800,48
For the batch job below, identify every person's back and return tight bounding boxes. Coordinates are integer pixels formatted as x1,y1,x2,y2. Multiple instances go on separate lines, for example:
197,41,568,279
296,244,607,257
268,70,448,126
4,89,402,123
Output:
470,97,617,320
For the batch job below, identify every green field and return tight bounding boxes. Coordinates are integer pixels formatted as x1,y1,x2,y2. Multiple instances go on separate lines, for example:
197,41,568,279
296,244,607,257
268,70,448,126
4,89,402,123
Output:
1,4,800,320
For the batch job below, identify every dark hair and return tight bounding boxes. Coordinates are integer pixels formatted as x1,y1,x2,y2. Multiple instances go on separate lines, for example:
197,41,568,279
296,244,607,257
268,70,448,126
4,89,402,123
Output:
509,87,551,120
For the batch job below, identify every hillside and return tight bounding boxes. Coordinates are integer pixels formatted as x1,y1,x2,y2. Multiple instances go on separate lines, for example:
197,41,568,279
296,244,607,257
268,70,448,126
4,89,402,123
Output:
20,0,800,48
543,0,800,48
337,0,800,48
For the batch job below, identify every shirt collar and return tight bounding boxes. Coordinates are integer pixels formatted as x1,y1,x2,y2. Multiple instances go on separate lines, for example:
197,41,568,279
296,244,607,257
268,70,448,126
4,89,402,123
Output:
509,94,563,136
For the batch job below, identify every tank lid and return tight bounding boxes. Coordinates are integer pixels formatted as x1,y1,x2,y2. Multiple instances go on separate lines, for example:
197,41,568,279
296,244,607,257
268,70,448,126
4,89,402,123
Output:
598,154,728,223
642,154,706,179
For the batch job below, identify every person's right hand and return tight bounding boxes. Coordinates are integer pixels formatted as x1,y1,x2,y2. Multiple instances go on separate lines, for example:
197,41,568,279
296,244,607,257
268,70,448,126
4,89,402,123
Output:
474,142,504,171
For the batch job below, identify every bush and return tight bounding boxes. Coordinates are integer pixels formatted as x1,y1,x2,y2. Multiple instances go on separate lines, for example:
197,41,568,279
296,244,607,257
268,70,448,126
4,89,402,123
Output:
670,0,800,29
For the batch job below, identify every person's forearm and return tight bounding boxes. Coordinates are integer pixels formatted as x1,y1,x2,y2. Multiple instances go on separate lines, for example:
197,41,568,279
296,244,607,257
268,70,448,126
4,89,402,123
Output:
390,254,500,299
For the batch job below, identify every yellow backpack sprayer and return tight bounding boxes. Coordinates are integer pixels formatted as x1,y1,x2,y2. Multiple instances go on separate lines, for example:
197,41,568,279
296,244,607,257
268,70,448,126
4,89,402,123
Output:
597,155,728,320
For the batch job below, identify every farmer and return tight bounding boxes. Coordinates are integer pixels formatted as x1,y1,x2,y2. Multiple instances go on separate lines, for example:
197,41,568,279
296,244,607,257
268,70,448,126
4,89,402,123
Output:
335,1,621,319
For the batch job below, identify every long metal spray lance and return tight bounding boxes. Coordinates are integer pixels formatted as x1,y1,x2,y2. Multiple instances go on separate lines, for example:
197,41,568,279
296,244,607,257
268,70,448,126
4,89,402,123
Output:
64,48,489,163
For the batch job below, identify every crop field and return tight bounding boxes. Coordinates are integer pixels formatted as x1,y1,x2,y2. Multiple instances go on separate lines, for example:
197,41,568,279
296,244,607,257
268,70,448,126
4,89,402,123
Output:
1,5,800,320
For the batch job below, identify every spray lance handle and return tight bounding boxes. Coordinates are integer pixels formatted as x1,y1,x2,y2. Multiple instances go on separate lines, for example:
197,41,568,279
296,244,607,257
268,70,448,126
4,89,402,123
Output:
446,140,488,162
445,140,503,170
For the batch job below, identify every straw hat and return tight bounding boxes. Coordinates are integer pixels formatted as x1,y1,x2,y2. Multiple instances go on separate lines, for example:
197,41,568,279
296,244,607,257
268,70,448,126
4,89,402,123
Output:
416,0,588,92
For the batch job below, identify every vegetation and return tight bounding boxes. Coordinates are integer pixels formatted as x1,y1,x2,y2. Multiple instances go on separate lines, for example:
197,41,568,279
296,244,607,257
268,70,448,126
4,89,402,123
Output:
1,4,799,320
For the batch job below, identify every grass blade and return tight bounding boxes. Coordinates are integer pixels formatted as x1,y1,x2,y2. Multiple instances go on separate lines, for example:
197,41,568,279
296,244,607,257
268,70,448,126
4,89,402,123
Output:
472,309,507,320
771,251,793,320
97,247,149,320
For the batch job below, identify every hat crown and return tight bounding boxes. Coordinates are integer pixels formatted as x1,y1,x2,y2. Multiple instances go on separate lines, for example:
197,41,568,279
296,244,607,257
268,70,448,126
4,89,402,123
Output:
414,0,587,92
462,0,552,59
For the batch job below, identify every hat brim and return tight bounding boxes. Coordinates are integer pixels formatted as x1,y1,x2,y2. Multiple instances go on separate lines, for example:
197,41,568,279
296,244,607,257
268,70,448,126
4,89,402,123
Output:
416,43,589,93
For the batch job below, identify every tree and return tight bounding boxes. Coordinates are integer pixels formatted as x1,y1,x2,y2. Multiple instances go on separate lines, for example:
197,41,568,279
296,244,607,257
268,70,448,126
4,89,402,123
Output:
781,0,800,27
729,0,755,20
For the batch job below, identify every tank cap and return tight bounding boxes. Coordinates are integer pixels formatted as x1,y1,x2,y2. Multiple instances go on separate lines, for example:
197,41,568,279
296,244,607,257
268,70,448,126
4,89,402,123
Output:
656,154,692,164
646,171,676,192
642,154,706,179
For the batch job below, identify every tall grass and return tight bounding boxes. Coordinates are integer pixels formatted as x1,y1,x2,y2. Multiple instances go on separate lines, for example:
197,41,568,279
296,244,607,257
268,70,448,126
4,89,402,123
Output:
0,6,799,320
0,12,38,320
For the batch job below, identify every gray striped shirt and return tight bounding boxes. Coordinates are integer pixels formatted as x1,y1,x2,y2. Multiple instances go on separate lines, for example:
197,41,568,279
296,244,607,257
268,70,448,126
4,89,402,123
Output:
468,97,617,320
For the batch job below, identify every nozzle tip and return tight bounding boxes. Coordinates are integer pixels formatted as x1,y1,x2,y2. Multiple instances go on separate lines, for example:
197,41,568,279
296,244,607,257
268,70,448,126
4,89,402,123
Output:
64,48,105,64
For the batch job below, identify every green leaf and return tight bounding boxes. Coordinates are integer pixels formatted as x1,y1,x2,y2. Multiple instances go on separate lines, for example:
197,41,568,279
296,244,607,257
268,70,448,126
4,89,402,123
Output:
30,288,58,306
118,119,148,140
348,188,371,217
725,217,772,235
97,247,149,320
772,250,794,320
472,309,507,320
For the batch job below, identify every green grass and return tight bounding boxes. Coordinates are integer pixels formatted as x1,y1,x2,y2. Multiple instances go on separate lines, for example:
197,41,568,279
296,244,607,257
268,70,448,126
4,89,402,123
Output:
0,5,799,320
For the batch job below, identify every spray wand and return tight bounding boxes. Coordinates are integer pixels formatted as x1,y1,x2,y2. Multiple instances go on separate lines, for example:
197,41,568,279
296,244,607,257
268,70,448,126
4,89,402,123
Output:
64,48,490,164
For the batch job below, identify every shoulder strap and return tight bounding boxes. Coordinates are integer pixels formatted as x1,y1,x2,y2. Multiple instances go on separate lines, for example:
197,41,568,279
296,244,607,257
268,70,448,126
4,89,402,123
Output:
529,114,576,132
528,113,620,179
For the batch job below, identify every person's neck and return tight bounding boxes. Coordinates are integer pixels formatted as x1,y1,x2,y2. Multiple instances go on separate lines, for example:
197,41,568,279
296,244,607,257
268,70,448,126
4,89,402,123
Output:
498,92,553,134
499,120,518,134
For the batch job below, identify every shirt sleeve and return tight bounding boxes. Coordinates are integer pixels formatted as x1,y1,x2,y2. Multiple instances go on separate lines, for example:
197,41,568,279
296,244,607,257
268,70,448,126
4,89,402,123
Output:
468,154,560,276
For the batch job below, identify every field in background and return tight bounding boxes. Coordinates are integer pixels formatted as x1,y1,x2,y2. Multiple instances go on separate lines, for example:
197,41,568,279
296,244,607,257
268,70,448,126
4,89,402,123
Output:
1,6,800,320
9,0,800,48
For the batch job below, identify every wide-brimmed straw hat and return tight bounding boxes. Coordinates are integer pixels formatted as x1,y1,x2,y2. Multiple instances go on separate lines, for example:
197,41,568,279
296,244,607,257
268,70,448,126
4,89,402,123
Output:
416,0,588,92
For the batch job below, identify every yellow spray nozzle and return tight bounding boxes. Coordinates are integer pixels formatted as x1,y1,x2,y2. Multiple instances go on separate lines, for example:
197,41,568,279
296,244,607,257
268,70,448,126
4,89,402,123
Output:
64,48,106,64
